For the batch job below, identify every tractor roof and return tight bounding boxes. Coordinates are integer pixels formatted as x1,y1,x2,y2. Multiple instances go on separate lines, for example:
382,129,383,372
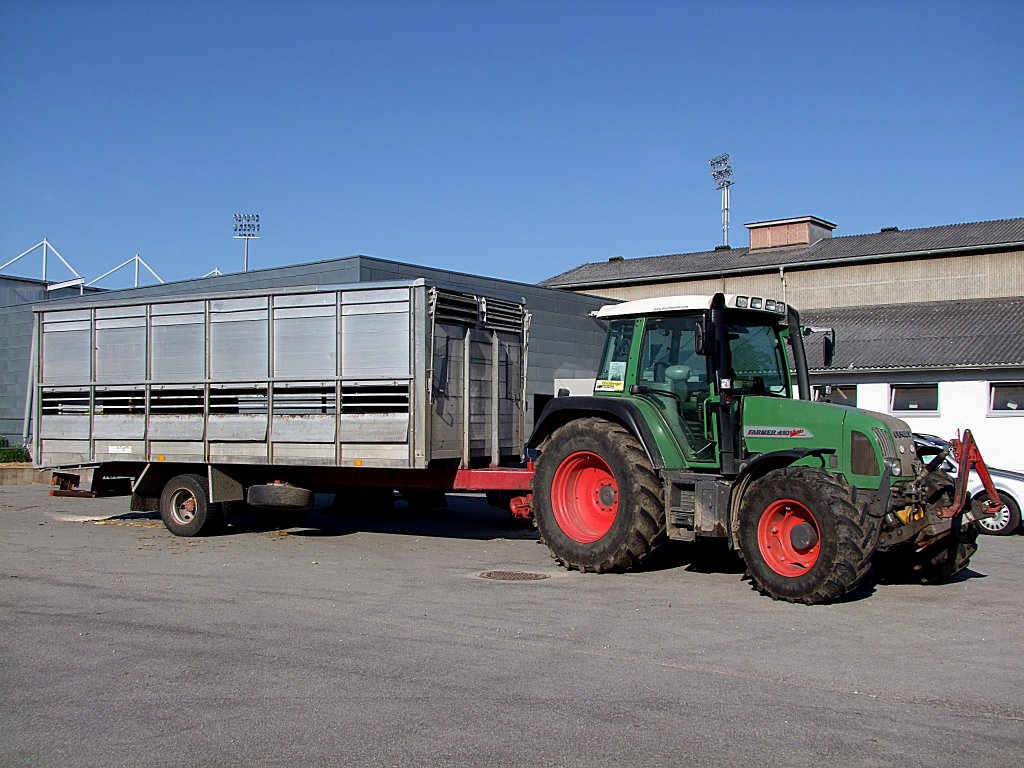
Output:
595,294,789,319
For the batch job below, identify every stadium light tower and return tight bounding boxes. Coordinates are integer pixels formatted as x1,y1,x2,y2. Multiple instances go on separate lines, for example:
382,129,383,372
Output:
233,213,260,271
709,153,734,248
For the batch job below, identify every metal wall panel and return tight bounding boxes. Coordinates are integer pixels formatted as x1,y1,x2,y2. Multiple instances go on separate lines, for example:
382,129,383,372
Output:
148,441,205,462
273,305,336,379
148,415,204,441
272,443,336,465
341,292,410,378
40,312,91,384
93,440,145,461
209,298,268,380
272,414,335,443
95,323,146,382
40,439,91,465
151,308,205,382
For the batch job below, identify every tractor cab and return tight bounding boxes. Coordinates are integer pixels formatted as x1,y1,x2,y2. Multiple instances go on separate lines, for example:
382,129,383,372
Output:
592,292,810,473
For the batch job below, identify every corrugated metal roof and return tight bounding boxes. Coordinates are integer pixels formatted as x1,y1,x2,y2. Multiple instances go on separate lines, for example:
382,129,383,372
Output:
542,217,1024,287
802,296,1024,372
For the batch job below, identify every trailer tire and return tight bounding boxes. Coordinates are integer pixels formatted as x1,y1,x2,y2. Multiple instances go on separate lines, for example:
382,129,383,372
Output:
160,474,223,537
737,467,878,604
247,484,313,510
533,417,665,573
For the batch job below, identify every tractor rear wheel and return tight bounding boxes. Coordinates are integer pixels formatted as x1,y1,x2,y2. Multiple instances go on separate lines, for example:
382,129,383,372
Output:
533,417,665,573
738,468,878,604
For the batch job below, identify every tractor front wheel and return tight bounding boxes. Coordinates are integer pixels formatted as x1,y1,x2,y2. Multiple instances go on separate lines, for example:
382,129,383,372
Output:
738,468,878,604
533,418,665,573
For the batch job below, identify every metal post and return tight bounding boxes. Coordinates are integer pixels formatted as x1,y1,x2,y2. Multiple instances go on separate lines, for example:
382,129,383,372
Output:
462,329,471,469
134,254,139,287
41,238,47,281
22,317,39,448
490,331,500,467
244,238,249,272
723,181,734,248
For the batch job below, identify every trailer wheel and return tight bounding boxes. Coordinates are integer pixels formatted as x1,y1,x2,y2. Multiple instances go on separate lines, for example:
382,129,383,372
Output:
533,417,665,573
247,484,313,510
160,474,223,537
738,468,878,604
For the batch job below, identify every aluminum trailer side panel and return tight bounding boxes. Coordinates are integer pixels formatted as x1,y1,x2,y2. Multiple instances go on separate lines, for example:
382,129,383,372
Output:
33,280,527,473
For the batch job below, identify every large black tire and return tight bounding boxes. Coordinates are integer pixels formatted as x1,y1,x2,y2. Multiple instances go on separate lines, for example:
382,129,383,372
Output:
737,468,879,604
908,516,979,584
533,417,665,573
247,484,313,510
160,474,223,537
974,493,1022,536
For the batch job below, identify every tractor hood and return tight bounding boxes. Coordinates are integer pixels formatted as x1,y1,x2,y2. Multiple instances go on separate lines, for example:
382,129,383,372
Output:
741,397,917,490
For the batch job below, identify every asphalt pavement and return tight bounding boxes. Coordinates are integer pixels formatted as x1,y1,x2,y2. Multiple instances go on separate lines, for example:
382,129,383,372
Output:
1,485,1022,768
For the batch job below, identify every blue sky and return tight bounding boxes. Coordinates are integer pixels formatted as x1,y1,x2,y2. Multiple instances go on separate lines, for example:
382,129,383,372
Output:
1,0,1021,289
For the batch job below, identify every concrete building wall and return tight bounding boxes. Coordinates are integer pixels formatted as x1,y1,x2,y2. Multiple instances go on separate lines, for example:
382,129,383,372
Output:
564,250,1024,310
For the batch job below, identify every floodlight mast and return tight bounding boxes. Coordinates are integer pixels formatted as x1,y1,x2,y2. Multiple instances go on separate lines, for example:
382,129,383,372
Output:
233,213,261,271
709,153,734,248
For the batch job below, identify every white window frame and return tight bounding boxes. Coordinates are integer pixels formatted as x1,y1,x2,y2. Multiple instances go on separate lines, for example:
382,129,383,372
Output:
889,383,939,415
988,382,1024,416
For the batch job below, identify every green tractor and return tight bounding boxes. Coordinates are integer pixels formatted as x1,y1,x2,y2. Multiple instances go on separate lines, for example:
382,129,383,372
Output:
528,293,986,604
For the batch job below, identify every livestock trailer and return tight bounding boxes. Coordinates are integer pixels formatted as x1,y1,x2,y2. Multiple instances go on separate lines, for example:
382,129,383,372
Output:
32,279,538,527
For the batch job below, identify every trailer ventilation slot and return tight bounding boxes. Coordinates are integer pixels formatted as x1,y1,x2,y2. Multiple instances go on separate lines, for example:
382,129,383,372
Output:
341,383,410,414
41,389,90,415
432,289,480,326
272,385,337,415
150,389,205,415
94,390,146,414
478,570,551,582
209,386,269,415
481,297,525,333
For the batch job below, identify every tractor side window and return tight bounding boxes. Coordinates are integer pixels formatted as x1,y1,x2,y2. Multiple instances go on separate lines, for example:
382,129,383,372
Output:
595,319,634,393
727,323,789,396
637,316,710,400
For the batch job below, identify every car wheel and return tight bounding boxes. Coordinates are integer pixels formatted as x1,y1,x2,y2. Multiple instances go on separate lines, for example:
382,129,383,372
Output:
974,493,1022,536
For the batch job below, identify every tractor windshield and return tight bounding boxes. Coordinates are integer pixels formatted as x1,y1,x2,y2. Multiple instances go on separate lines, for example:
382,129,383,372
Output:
726,321,790,397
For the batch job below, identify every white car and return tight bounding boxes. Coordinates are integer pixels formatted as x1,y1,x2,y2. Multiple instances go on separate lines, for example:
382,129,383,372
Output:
914,434,1023,536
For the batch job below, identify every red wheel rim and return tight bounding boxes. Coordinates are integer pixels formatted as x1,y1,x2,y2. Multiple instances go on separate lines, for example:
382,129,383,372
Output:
551,451,618,543
757,499,821,577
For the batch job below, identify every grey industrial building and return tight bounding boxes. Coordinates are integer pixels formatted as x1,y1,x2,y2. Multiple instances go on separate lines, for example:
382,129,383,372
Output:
1,256,611,448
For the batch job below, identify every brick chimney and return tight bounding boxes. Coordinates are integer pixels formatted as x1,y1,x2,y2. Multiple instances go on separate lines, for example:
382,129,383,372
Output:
745,216,836,250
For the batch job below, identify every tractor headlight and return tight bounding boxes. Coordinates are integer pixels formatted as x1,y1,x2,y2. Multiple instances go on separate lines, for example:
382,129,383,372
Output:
883,457,902,477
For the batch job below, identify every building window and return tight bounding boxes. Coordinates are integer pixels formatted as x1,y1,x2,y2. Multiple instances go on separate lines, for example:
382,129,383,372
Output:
814,384,857,407
890,384,938,413
990,383,1024,413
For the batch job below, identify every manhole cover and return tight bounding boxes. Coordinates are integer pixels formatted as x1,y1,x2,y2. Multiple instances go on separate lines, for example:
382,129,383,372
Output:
478,570,551,582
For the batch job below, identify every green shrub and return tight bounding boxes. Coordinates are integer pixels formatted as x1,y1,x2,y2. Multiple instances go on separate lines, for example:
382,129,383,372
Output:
0,436,31,463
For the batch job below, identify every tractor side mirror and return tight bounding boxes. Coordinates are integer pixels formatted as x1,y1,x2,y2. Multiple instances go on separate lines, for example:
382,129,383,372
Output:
694,321,707,355
822,336,835,368
802,325,836,368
